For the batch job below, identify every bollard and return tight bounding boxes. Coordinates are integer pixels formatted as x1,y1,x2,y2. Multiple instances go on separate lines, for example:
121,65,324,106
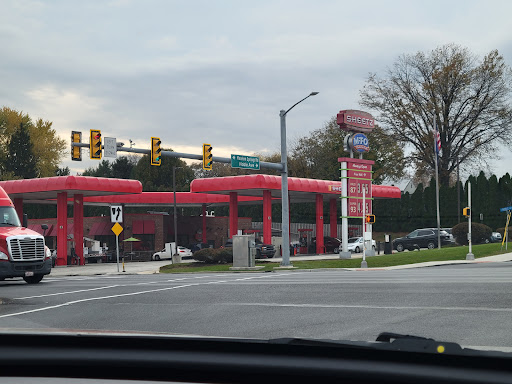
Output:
122,257,125,273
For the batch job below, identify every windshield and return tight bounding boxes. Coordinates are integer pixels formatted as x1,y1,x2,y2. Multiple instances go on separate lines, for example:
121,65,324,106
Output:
2,0,512,366
0,207,21,227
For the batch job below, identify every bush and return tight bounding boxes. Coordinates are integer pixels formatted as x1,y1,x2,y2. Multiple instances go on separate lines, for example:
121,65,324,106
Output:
193,247,233,264
452,222,492,245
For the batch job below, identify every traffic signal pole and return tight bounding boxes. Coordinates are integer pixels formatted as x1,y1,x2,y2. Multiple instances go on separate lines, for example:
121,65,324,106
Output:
72,142,284,171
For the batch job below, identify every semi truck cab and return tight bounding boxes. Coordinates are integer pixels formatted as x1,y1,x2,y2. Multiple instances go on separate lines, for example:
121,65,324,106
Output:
0,187,52,284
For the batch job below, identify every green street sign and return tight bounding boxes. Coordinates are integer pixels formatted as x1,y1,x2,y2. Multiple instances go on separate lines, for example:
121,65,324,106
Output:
231,154,260,170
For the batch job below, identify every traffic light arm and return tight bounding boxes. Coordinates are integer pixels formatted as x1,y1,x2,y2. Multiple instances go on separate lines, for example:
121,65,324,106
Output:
69,142,284,170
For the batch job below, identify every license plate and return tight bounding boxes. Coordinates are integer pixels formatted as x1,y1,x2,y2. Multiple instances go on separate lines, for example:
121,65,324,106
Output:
25,271,34,277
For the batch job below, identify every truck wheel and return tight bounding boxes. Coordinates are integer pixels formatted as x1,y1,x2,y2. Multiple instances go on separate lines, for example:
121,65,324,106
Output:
266,252,274,259
333,247,339,253
355,246,360,253
155,255,160,261
23,275,44,284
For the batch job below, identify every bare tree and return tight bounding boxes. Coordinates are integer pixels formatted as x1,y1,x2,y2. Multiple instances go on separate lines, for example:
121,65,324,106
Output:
360,44,512,186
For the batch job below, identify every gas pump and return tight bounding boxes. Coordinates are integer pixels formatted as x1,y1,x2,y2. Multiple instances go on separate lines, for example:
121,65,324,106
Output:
298,228,313,254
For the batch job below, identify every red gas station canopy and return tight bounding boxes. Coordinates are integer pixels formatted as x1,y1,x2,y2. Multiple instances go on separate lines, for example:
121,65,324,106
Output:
0,176,142,200
190,174,401,202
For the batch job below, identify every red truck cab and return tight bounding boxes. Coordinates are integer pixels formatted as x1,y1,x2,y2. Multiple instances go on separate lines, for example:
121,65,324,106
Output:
0,187,52,284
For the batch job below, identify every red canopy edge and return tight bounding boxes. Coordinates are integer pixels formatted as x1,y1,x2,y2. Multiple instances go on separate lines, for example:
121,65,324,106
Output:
190,175,401,199
0,176,142,195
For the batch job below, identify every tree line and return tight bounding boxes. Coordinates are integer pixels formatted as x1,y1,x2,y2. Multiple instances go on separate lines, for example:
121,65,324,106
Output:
373,171,512,233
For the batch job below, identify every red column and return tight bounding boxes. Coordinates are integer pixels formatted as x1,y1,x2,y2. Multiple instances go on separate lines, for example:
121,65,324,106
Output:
330,198,337,238
13,198,23,224
57,192,67,266
316,194,324,254
73,194,84,265
202,204,207,243
263,190,272,244
229,192,238,238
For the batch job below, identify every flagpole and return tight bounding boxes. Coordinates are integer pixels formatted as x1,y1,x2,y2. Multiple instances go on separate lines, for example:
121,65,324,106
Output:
434,110,441,250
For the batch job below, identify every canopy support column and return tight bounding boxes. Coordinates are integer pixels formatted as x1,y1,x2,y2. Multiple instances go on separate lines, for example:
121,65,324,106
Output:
316,194,324,254
73,194,84,265
229,192,238,238
330,198,337,239
57,192,67,266
202,204,207,243
263,190,272,244
14,198,23,224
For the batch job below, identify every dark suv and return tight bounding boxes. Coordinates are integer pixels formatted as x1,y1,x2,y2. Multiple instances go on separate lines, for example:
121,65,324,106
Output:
393,228,451,252
225,239,275,259
310,236,342,253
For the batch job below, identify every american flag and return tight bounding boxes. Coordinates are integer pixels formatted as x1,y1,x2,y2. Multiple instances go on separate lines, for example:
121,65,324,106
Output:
434,121,441,155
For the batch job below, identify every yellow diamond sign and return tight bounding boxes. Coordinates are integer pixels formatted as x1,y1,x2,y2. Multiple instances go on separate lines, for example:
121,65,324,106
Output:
111,222,123,237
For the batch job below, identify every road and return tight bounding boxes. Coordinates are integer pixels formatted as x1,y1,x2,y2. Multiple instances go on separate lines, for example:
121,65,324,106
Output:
1,263,512,349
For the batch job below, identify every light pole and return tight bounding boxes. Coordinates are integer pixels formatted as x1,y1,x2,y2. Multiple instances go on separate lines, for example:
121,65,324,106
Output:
173,166,183,259
280,92,319,267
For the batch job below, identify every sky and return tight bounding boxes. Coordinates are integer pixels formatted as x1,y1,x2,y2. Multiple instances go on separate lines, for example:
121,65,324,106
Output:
1,0,511,179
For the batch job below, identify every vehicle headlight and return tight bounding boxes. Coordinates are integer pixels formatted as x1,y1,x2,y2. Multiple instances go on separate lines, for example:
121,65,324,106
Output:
0,251,8,260
45,246,51,259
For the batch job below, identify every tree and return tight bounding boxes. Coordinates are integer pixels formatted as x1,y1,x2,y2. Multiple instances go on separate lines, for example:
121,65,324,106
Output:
132,150,195,192
0,107,66,178
287,117,405,183
5,123,38,179
360,44,512,186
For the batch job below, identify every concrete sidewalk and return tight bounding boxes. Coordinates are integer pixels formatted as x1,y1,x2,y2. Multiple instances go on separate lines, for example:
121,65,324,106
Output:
46,252,512,277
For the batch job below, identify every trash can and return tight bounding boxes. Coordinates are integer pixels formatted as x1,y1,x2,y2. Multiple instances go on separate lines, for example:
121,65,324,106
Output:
384,234,393,255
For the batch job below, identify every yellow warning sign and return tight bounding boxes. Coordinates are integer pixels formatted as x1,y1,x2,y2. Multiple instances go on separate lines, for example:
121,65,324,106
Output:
111,222,123,237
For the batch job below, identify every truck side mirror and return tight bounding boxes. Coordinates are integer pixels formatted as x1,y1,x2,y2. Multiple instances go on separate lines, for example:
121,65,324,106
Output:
23,214,28,228
41,224,48,236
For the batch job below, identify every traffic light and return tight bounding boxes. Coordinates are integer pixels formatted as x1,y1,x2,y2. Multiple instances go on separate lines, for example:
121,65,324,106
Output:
89,129,102,159
463,207,471,218
365,214,376,224
151,137,162,166
71,131,82,161
202,143,213,170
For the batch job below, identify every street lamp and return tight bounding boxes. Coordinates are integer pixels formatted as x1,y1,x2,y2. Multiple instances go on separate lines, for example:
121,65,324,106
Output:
280,92,319,267
173,166,183,260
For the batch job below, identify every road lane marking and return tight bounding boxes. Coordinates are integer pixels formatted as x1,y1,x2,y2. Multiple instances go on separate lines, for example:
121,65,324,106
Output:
1,273,299,319
224,302,512,312
14,274,236,300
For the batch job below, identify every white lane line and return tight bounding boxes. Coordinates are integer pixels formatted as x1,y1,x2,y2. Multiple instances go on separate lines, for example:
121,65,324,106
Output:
1,273,297,319
14,274,235,300
224,302,512,313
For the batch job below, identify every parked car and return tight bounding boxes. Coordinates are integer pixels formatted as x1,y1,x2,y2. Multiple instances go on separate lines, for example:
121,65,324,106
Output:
347,237,377,253
442,228,456,243
225,239,276,258
490,232,502,243
310,236,342,253
393,228,451,252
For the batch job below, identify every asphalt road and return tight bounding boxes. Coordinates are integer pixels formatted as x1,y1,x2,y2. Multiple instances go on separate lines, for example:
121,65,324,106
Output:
1,263,512,349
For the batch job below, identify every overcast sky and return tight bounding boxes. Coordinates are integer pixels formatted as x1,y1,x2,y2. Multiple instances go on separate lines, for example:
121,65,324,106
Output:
1,0,511,179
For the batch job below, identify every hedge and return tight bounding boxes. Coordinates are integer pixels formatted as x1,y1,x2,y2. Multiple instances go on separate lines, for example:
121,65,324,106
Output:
193,247,233,264
452,222,492,245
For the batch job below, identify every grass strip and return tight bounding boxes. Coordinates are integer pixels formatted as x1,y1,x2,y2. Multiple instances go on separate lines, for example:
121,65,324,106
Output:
160,243,509,273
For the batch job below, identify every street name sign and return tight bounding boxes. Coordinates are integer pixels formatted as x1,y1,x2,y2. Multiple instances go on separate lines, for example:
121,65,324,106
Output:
500,206,512,212
104,137,117,158
231,154,260,170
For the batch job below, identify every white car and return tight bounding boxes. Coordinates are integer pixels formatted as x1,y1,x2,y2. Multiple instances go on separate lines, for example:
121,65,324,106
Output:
177,246,193,258
152,246,193,261
346,237,376,253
